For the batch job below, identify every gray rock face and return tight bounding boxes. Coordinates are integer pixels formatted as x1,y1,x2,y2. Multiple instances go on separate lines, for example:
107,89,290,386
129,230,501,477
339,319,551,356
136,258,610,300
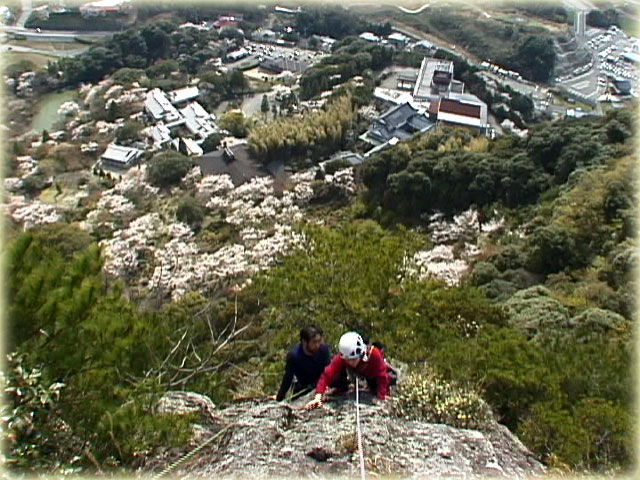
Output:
147,390,546,479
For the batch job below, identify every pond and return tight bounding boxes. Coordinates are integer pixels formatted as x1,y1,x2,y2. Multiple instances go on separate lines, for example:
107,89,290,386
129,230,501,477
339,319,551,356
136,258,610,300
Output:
30,89,77,133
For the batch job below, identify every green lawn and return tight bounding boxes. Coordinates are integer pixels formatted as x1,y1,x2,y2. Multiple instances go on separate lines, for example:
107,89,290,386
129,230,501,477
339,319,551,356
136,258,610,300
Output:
551,93,594,111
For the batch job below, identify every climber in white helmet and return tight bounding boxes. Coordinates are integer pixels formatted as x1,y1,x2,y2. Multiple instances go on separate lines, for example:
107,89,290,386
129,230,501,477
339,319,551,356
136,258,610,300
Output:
304,331,390,410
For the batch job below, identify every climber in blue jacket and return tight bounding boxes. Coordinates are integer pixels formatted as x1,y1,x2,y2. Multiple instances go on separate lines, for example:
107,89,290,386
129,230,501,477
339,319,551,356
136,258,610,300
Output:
274,325,331,401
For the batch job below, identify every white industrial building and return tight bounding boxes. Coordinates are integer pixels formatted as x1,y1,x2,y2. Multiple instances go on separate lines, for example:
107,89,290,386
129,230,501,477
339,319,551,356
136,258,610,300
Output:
172,137,203,157
370,56,489,135
359,32,381,43
100,143,143,169
180,102,218,141
144,89,184,127
168,86,200,105
146,123,172,149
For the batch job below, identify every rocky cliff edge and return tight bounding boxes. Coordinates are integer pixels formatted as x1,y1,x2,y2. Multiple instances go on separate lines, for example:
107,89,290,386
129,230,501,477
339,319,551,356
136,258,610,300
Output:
143,390,546,479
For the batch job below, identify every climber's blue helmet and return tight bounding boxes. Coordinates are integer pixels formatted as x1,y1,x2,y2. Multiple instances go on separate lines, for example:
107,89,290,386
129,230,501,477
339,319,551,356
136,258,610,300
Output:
339,332,368,361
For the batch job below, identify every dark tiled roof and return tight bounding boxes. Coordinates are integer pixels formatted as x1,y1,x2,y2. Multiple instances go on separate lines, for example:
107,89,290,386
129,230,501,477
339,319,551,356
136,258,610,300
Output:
390,129,414,140
379,103,417,126
331,151,365,165
438,98,481,118
260,57,309,73
432,71,452,86
368,102,435,143
406,115,434,132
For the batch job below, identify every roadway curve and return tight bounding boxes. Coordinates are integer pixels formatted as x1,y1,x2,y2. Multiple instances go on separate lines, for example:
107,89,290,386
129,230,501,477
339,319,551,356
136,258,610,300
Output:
3,0,116,42
396,3,432,14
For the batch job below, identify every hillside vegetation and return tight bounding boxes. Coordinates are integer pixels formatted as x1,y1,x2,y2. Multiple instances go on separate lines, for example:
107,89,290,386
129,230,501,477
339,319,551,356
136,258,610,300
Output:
384,6,560,82
3,104,635,476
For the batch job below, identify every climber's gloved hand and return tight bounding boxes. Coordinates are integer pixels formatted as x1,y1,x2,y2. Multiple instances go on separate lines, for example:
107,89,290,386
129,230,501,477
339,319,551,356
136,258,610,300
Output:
304,393,324,410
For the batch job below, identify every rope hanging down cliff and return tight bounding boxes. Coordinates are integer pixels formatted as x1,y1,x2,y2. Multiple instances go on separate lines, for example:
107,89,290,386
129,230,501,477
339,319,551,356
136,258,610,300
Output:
355,379,366,480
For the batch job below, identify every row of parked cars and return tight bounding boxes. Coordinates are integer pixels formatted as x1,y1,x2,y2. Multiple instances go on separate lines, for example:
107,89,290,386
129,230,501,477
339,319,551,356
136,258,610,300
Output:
600,60,637,81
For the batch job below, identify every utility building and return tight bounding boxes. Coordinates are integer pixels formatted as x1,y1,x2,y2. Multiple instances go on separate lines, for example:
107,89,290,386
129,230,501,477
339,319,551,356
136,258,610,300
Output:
100,143,143,169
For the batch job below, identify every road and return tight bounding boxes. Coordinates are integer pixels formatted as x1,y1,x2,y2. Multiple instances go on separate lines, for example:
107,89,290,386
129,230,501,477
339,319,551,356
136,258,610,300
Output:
16,0,32,28
575,10,586,38
1,43,88,57
396,3,432,14
1,25,116,41
2,0,116,43
562,0,598,11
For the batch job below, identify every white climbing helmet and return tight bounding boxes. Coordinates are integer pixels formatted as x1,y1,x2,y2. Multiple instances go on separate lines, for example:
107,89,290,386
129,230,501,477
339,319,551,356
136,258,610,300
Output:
339,332,367,360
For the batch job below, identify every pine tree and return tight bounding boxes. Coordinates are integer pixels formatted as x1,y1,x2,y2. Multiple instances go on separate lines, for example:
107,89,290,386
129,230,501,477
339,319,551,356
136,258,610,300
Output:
261,94,270,119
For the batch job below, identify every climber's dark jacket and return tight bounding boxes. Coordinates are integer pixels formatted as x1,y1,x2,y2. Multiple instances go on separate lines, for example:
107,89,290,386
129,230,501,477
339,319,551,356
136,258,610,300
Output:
276,343,331,401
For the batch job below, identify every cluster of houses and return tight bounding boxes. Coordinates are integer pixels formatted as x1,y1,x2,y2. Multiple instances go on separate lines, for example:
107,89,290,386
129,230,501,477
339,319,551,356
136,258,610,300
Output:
79,0,132,18
93,6,489,169
100,85,221,170
361,56,489,156
100,53,491,169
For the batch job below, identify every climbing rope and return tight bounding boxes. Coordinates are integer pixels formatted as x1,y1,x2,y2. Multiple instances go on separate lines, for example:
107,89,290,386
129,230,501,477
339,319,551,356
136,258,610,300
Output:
355,379,366,480
152,424,233,480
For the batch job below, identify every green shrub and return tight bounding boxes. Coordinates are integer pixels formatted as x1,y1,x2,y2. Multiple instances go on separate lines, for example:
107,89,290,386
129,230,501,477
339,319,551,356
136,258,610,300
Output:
310,181,348,205
519,397,631,472
115,120,144,144
526,224,587,274
391,366,492,430
519,401,590,467
5,59,37,78
469,261,500,286
201,132,222,153
500,268,539,289
96,396,195,466
219,111,250,138
573,398,631,470
21,173,48,195
111,68,147,86
2,353,81,473
478,278,518,301
502,285,570,339
487,244,527,272
176,197,205,229
563,308,631,343
147,151,193,188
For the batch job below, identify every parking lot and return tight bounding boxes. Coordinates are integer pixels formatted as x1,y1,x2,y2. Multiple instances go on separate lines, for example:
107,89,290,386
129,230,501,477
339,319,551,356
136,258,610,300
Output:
224,41,328,72
558,25,638,99
245,42,327,65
